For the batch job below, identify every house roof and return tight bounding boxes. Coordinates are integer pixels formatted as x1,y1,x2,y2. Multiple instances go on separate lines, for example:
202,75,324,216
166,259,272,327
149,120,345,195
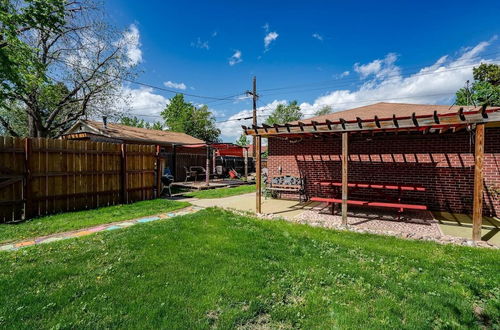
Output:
65,120,204,145
292,102,488,124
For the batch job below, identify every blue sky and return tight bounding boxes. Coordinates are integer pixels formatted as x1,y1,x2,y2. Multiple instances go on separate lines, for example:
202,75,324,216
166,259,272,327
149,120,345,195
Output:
105,0,500,141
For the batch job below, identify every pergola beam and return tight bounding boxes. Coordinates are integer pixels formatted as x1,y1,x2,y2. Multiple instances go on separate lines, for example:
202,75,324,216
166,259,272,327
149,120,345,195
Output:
244,108,500,137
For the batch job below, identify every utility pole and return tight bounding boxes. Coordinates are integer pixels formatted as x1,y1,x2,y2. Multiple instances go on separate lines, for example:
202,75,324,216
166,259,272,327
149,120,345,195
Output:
246,76,258,157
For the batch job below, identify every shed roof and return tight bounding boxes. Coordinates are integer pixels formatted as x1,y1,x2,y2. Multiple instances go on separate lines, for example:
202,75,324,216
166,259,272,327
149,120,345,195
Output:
64,120,204,145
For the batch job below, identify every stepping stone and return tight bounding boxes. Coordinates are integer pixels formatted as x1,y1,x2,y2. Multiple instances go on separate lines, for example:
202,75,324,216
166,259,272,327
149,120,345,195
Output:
38,237,66,244
167,213,176,217
137,217,160,223
106,225,121,231
72,230,94,237
15,241,35,248
117,222,135,227
87,226,107,233
0,244,14,251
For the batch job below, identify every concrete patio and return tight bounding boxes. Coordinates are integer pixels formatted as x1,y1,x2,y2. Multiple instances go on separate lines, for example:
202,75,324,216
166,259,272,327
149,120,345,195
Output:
177,192,499,246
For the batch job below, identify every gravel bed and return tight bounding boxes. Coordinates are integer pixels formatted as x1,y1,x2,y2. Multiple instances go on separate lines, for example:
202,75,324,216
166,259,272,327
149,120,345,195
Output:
238,203,496,249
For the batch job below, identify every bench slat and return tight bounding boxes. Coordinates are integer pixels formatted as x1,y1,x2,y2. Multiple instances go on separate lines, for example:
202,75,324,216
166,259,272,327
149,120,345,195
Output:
310,197,427,210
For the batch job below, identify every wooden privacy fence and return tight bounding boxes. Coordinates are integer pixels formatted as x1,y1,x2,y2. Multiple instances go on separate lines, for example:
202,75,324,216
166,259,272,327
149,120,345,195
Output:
0,136,159,223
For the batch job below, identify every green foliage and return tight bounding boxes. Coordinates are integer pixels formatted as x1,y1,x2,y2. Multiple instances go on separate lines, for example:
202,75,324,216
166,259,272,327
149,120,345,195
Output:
0,0,66,104
473,63,500,86
456,63,500,106
0,1,138,137
120,116,163,130
0,199,189,243
265,100,302,125
161,94,220,142
314,105,333,116
0,208,499,328
235,133,249,146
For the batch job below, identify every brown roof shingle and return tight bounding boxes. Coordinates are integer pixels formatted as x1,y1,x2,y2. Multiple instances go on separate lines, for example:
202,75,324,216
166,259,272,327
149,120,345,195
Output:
82,120,204,145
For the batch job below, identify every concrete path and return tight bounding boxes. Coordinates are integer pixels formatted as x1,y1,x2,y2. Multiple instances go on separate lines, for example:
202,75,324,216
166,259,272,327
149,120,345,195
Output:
0,205,204,252
176,192,317,219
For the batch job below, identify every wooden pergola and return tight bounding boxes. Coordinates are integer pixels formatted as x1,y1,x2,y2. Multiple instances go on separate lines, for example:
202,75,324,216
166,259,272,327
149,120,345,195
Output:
243,106,500,241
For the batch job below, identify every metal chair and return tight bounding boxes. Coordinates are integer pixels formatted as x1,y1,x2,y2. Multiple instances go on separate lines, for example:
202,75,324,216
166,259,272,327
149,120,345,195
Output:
184,166,197,182
161,174,174,196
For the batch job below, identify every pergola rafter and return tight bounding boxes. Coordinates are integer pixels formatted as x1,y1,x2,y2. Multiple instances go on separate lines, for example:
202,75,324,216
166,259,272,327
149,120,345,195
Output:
243,107,500,138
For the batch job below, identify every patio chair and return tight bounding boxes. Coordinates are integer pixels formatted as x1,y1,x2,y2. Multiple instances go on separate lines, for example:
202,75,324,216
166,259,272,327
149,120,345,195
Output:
184,166,197,182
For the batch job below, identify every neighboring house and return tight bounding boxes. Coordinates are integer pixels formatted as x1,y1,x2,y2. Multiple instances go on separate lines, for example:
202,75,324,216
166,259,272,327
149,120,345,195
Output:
63,119,207,181
262,102,500,216
63,119,204,148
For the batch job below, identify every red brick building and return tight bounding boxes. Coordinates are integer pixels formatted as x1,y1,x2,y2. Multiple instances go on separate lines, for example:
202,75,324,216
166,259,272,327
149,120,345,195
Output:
262,103,500,216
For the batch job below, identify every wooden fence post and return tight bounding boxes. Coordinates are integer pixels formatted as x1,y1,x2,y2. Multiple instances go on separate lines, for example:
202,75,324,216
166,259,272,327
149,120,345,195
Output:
156,145,161,198
23,138,32,220
121,143,128,204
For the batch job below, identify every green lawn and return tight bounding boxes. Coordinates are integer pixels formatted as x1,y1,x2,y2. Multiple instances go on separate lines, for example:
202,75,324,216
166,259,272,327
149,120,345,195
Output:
1,208,498,329
0,199,190,244
184,184,255,199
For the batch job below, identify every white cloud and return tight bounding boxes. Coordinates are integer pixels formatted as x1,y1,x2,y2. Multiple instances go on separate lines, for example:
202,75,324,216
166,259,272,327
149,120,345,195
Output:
312,33,324,41
163,80,187,90
298,39,499,118
354,53,399,80
264,31,279,51
340,71,350,77
262,23,270,32
119,86,169,119
217,100,286,141
118,24,142,67
191,37,209,50
229,50,242,66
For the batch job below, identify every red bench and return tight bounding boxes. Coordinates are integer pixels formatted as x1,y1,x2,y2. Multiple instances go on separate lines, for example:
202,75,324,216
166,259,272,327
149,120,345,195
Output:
310,197,427,218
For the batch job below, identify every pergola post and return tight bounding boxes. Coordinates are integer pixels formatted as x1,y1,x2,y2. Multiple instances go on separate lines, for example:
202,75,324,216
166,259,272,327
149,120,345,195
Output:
472,124,485,241
255,136,262,213
205,146,210,186
244,147,249,182
341,132,348,225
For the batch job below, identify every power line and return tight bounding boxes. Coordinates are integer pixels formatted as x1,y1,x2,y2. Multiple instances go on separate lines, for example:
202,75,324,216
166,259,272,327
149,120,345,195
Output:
258,51,500,94
49,56,247,102
259,61,500,98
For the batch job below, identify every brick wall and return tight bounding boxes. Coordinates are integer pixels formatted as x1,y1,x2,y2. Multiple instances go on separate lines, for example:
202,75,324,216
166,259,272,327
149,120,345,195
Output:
267,127,500,216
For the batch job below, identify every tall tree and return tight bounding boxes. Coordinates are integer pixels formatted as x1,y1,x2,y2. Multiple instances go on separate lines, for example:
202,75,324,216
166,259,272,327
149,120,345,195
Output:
120,116,163,130
265,100,302,125
235,133,249,146
0,0,138,137
161,94,220,142
314,105,333,116
455,63,500,107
